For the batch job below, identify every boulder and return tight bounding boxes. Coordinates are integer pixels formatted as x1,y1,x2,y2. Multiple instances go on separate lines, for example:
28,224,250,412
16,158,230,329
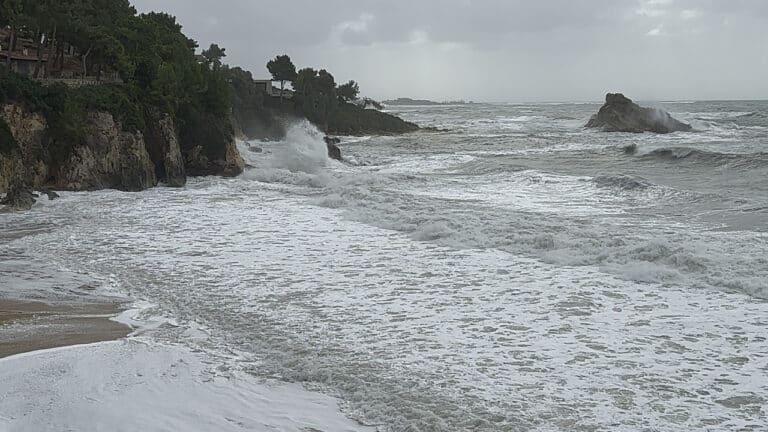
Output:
221,139,246,177
0,178,35,211
41,189,60,200
586,93,692,134
324,136,342,161
184,139,245,178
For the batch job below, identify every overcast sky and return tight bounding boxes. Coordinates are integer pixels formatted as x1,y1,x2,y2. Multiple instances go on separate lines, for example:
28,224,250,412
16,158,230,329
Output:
131,0,768,102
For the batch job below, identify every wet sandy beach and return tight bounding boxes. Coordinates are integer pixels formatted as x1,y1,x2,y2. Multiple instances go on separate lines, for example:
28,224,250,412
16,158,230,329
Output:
0,300,131,358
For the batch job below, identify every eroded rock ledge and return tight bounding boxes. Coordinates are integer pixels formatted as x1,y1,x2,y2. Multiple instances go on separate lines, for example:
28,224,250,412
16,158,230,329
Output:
0,103,245,210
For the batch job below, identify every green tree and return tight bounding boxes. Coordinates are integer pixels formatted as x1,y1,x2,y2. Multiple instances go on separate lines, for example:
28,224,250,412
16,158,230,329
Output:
0,0,24,66
201,43,225,69
293,67,337,130
266,54,296,103
294,67,317,95
337,80,359,102
361,97,383,110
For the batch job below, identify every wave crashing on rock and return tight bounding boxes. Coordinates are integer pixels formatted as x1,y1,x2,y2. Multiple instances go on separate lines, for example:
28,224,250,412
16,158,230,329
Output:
586,93,692,134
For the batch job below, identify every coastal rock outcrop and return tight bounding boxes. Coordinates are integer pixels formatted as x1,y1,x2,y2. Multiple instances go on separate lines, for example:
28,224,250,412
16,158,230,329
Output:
0,104,48,192
586,93,692,134
324,136,342,161
145,112,186,187
184,139,245,178
56,112,156,191
0,177,35,211
1,103,248,210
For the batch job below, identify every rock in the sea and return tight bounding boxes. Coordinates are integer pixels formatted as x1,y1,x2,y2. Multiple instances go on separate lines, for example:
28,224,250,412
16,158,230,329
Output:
41,189,60,200
0,179,35,211
623,144,638,155
324,136,342,161
586,93,692,134
184,139,245,178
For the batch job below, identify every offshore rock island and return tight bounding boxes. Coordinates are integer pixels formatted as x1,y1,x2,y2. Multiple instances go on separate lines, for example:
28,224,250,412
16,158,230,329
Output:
586,93,692,134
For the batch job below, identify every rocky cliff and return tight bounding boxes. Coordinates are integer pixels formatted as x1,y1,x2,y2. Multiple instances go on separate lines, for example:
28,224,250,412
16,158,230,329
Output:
55,112,156,191
0,103,245,208
586,93,692,134
0,105,48,194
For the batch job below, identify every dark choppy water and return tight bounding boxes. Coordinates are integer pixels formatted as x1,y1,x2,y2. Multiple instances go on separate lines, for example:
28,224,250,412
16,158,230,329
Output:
2,101,767,431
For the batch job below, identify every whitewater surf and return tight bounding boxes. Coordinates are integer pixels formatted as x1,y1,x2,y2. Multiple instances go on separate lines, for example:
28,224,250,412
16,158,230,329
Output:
2,101,767,431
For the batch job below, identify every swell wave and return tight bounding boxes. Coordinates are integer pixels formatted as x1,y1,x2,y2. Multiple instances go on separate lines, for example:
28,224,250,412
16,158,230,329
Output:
639,147,768,170
592,174,650,191
304,175,768,300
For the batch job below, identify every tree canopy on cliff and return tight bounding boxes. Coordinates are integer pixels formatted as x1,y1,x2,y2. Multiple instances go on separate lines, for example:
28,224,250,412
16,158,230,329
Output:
293,67,338,129
201,43,226,69
337,80,360,102
0,0,233,160
266,54,296,103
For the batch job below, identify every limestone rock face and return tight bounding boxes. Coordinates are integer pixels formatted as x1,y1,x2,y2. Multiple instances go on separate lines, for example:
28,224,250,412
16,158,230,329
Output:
185,139,245,178
586,93,692,134
2,102,245,210
222,139,246,177
56,112,156,191
145,113,186,187
0,104,48,192
161,119,186,187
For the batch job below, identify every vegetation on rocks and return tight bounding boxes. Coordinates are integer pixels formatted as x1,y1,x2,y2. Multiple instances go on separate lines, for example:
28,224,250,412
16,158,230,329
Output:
0,0,418,202
0,0,232,162
0,116,16,154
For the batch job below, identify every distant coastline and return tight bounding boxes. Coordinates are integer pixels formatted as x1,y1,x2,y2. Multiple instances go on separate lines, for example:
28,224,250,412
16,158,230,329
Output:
383,97,475,106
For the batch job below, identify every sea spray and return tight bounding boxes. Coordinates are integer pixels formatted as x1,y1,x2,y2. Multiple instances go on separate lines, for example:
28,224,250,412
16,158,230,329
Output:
241,120,333,187
273,120,329,174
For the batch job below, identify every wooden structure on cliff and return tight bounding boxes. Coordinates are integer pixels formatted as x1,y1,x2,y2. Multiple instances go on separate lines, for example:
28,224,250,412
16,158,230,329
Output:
253,79,294,99
0,50,47,77
2,28,122,86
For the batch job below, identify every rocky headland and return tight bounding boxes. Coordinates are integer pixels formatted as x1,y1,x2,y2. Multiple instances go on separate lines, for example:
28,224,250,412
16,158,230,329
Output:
586,93,692,133
0,2,420,211
0,102,243,211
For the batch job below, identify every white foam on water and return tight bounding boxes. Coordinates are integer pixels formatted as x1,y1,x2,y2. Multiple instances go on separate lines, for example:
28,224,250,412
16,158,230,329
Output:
3,101,768,431
239,120,334,188
0,340,373,432
7,178,766,431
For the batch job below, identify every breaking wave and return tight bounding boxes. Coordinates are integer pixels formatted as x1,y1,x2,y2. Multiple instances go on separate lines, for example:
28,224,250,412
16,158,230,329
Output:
307,176,768,300
240,120,335,187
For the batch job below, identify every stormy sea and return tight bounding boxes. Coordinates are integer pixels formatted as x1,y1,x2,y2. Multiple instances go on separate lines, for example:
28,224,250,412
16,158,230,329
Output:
2,101,767,431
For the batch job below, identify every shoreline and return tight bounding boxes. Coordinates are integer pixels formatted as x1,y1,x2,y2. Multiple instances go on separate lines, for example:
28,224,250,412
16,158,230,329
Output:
0,299,131,358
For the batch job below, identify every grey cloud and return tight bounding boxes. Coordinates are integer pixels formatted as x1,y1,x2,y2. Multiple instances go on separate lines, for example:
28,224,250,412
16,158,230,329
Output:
132,0,768,102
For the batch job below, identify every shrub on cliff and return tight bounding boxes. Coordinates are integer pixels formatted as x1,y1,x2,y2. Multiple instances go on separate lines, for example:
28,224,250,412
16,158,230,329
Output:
0,67,145,161
0,118,16,155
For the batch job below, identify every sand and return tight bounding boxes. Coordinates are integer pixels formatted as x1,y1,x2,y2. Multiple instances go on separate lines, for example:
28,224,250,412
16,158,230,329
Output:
0,299,131,358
